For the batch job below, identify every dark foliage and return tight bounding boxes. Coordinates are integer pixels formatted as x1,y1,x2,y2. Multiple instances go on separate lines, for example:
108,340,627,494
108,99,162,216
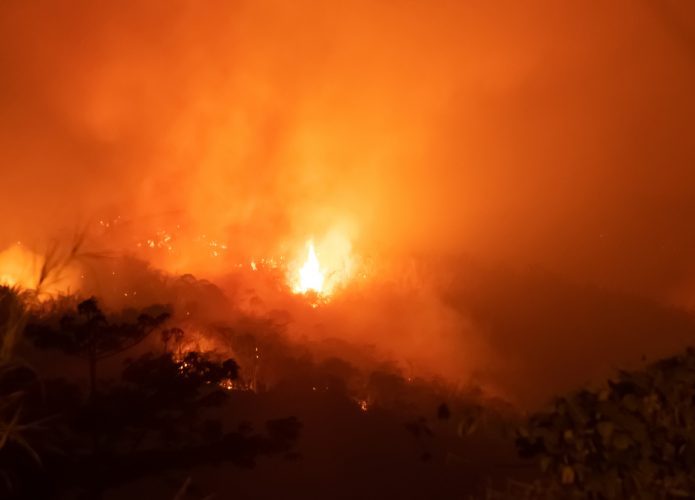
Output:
437,402,451,420
517,347,695,499
0,298,300,499
26,297,170,361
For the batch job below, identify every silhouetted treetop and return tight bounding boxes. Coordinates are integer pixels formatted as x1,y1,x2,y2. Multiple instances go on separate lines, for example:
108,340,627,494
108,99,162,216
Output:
26,297,170,360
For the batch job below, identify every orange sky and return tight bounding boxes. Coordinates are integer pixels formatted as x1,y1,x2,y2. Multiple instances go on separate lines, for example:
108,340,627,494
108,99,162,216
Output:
1,0,694,303
2,0,695,406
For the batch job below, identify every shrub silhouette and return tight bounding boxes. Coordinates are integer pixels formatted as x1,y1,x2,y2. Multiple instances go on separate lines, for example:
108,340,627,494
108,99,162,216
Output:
517,347,695,499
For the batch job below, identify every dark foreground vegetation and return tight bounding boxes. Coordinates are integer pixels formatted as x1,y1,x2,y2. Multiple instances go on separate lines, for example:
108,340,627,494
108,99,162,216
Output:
3,280,695,500
0,288,300,499
515,348,695,499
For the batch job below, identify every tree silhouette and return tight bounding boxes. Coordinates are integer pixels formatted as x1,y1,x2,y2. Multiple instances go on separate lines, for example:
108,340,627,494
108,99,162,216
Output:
10,298,301,499
26,297,170,398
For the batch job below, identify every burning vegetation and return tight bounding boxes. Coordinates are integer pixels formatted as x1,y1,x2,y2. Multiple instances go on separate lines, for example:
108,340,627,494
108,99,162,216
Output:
0,265,515,498
2,0,695,498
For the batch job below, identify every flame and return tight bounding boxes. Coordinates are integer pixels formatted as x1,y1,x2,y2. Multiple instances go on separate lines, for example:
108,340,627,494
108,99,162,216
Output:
295,241,324,294
0,244,43,291
288,231,356,298
0,243,80,297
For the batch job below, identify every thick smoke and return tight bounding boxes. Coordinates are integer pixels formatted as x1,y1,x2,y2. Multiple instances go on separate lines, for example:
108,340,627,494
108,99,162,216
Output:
1,0,695,406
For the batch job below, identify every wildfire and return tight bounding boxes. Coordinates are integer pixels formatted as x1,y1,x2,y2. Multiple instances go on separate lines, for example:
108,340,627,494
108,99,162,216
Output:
0,244,33,289
294,241,324,294
288,232,356,299
0,243,78,296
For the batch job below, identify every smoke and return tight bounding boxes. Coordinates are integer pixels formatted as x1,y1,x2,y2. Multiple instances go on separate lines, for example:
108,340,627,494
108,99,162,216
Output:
2,0,695,406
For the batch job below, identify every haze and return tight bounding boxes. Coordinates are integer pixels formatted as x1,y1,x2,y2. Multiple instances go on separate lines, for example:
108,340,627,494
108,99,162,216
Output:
1,0,695,405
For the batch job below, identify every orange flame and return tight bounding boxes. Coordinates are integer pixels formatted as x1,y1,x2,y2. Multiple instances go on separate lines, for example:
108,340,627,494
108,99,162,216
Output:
289,231,356,299
294,241,324,294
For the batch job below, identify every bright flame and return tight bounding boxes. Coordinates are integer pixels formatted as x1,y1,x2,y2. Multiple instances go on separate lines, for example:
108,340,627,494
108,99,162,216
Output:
0,244,80,297
0,244,41,290
295,241,324,294
288,231,356,298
